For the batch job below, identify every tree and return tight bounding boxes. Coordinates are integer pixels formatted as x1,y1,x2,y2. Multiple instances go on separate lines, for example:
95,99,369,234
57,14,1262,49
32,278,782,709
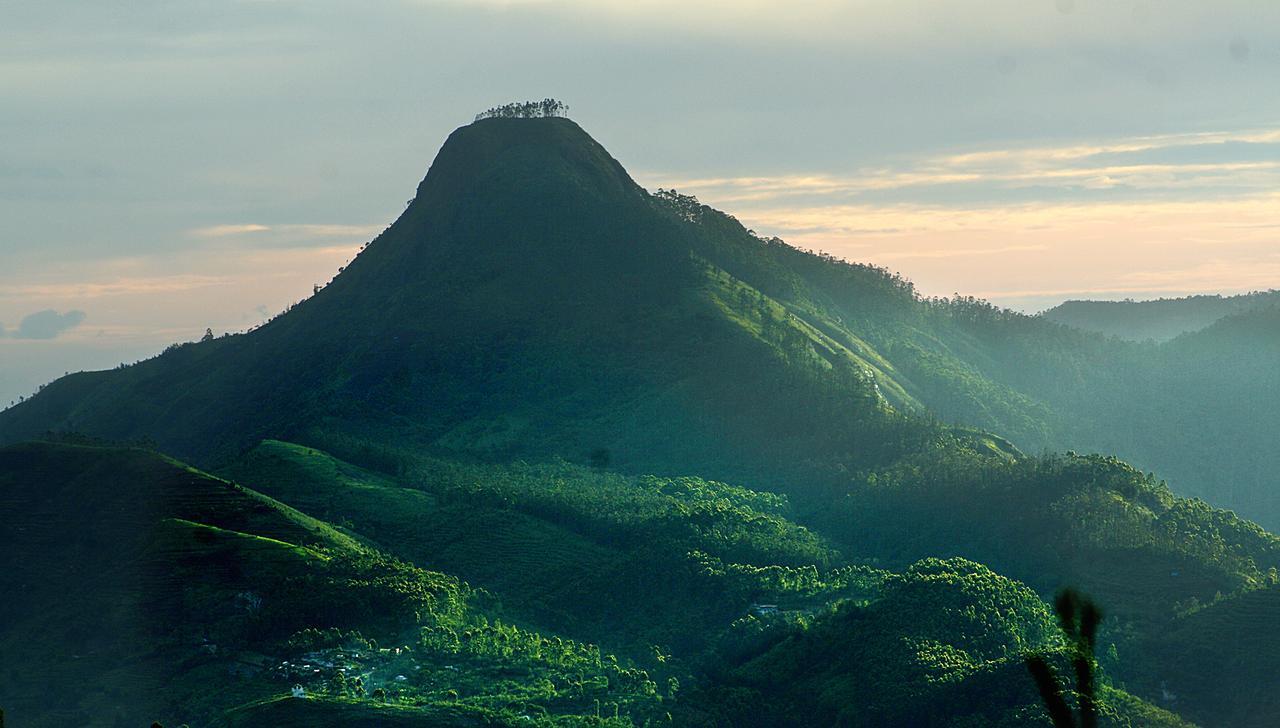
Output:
1025,589,1102,728
474,99,569,122
589,448,612,470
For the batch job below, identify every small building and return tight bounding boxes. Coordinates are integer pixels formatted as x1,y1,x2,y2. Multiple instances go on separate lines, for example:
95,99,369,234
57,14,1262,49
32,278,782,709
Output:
750,603,779,616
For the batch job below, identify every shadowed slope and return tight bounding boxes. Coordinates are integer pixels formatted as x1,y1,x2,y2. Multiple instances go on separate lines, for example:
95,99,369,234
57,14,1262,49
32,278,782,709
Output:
0,118,921,493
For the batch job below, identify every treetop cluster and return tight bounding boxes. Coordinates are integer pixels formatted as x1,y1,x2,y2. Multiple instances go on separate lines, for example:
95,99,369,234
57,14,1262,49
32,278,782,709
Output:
475,99,569,121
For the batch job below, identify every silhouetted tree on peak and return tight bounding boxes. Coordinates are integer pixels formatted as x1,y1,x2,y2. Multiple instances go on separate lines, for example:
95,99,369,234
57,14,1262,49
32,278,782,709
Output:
474,98,569,121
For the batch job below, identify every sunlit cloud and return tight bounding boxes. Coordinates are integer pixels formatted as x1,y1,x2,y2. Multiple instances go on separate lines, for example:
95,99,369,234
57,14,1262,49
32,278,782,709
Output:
189,223,272,237
937,129,1280,168
0,274,235,300
1117,258,1280,290
0,244,357,348
643,128,1280,206
411,0,1280,50
875,244,1048,260
186,223,383,245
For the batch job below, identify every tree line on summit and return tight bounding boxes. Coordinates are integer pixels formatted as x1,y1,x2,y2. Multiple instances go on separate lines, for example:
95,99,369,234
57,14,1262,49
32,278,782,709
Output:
475,98,569,121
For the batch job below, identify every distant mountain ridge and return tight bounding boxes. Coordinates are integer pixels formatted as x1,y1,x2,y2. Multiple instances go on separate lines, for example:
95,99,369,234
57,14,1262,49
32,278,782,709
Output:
1043,290,1280,342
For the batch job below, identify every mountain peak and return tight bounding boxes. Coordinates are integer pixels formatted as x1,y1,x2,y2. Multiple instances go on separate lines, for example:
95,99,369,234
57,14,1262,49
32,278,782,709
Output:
326,114,668,301
410,115,640,211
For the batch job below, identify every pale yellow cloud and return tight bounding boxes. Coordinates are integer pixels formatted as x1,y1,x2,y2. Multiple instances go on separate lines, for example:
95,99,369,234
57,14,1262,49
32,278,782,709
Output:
643,127,1280,204
189,223,271,238
186,223,383,241
875,244,1048,260
938,129,1280,168
0,276,234,300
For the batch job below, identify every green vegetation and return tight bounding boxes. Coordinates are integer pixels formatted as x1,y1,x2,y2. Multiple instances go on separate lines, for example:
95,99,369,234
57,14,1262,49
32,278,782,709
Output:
220,439,866,656
1,114,1276,725
0,442,665,727
677,559,1186,727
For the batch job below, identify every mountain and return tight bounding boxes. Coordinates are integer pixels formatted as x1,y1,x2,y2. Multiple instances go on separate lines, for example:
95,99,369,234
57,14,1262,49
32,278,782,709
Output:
3,112,1280,725
5,117,1275,532
1043,291,1280,342
0,117,923,491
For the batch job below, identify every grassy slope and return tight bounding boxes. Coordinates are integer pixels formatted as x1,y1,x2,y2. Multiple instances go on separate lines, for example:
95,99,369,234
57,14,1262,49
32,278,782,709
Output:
225,437,1279,725
219,439,861,656
221,441,626,638
0,440,360,726
0,441,668,728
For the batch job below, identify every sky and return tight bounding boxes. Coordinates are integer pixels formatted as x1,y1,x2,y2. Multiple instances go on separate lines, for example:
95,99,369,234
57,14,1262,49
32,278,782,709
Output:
2,0,1278,405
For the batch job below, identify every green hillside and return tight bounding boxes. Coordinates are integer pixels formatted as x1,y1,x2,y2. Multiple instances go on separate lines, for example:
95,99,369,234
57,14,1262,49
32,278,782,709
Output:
0,441,669,727
3,438,1225,726
219,434,1280,723
678,558,1190,727
1134,585,1280,727
219,439,871,656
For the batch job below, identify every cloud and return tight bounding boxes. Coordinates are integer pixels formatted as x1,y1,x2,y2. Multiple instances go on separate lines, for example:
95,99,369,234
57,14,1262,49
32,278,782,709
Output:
185,223,384,248
875,244,1048,261
8,310,87,340
0,274,234,300
189,223,271,238
642,128,1280,208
